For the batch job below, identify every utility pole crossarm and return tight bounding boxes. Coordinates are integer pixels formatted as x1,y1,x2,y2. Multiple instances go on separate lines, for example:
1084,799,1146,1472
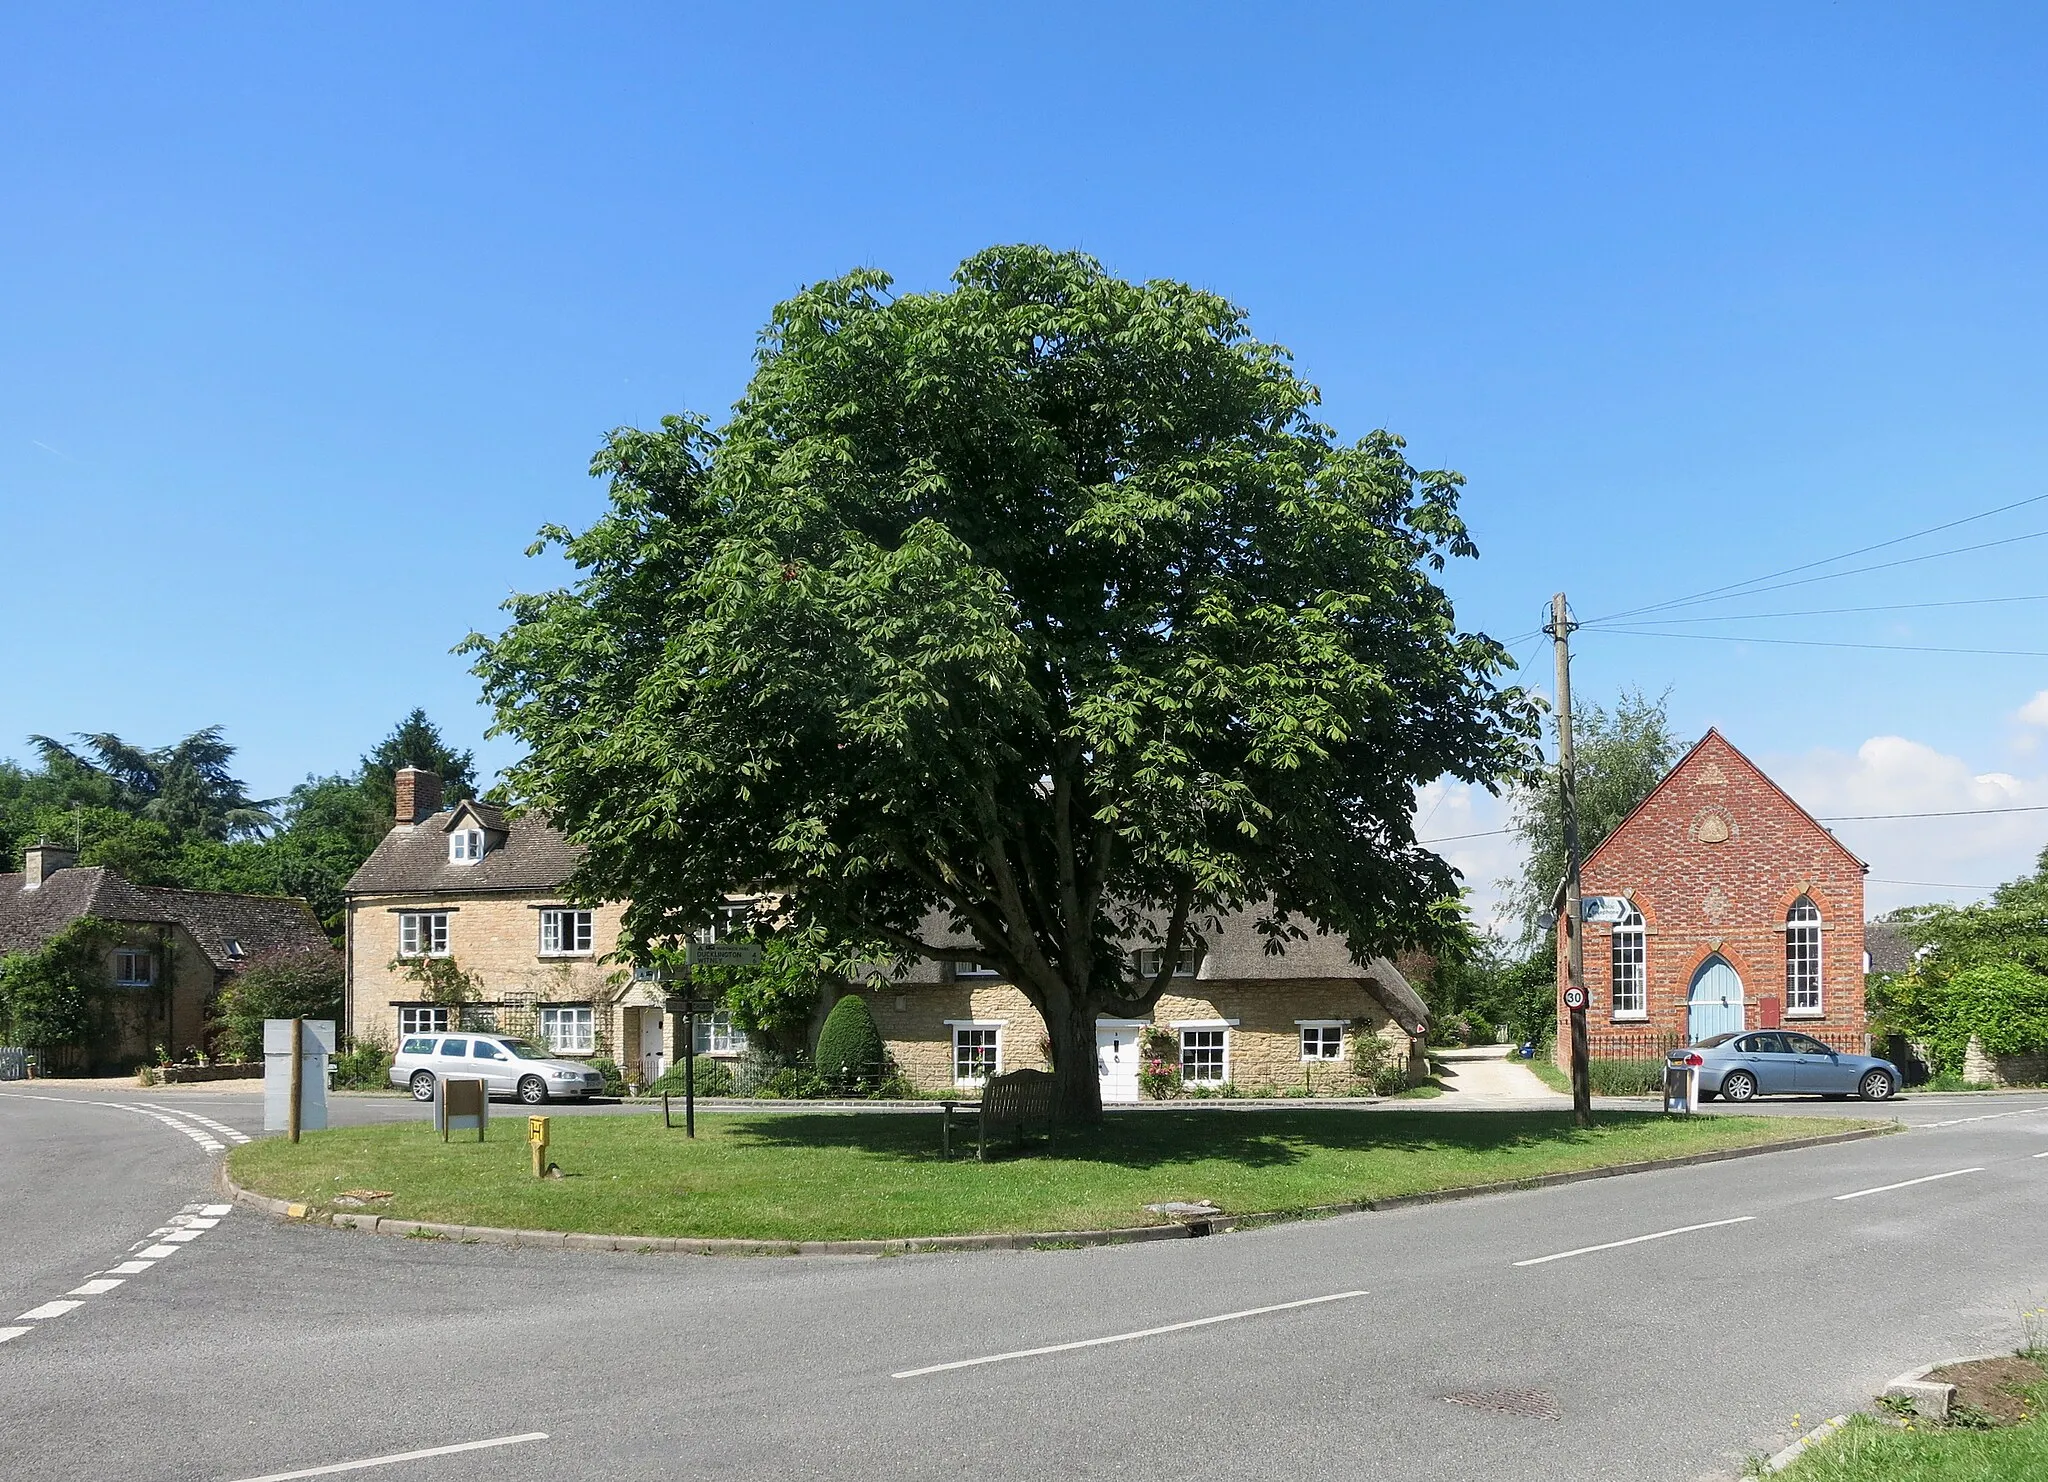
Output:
1546,593,1593,1129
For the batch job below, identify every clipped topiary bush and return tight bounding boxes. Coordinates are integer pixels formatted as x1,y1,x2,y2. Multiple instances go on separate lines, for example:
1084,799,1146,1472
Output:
647,1057,736,1097
814,994,886,1084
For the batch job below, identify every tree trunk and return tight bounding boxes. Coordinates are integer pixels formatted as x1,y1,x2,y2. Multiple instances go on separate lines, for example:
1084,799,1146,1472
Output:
1048,990,1104,1126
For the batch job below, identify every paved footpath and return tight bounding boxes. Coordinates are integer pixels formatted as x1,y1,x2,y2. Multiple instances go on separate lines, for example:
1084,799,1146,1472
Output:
1431,1044,1571,1107
4,1082,2048,1482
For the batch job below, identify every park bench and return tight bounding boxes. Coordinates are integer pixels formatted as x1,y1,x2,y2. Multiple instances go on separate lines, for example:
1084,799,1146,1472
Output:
943,1068,1056,1160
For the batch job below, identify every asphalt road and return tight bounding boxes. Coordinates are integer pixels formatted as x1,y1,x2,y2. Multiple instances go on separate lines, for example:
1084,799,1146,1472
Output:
3,1083,2046,1482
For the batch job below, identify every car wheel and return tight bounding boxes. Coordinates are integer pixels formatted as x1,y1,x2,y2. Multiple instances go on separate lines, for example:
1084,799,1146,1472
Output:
518,1076,549,1106
1859,1069,1896,1101
409,1071,436,1102
1721,1070,1758,1103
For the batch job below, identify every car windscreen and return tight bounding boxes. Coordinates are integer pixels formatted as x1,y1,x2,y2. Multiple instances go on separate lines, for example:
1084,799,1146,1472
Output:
1694,1033,1737,1048
499,1040,554,1060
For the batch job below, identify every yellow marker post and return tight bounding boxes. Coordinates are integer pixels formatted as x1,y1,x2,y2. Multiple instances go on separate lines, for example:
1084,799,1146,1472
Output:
528,1114,551,1178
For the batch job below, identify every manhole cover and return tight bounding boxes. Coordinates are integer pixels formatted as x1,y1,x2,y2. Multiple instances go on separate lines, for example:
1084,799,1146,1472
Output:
1442,1388,1562,1421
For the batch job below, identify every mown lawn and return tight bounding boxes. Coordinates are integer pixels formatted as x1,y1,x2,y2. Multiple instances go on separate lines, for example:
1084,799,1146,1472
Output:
228,1107,1869,1242
1776,1412,2048,1479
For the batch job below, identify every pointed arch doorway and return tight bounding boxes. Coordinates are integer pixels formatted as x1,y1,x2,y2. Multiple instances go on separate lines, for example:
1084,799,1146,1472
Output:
1688,956,1745,1040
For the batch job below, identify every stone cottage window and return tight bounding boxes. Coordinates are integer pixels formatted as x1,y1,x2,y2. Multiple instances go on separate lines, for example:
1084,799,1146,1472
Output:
399,1005,450,1037
398,912,450,958
449,829,486,863
538,908,594,956
113,949,155,987
1610,906,1646,1019
694,1011,748,1056
539,1004,594,1054
1786,898,1823,1015
951,1023,1001,1085
1180,1027,1228,1083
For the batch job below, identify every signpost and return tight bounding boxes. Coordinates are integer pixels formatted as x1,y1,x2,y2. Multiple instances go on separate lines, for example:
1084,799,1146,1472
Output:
1562,985,1587,1012
684,941,763,969
436,1076,487,1141
1580,896,1631,925
662,996,720,1137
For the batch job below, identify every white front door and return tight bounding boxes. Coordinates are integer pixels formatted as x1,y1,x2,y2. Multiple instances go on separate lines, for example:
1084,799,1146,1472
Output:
1097,1025,1141,1104
639,1008,667,1085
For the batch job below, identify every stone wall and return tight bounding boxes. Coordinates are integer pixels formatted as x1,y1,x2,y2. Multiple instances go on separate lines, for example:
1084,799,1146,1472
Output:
1961,1037,2048,1087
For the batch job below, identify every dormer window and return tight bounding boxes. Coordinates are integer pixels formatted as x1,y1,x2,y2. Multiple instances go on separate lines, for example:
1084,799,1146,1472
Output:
450,829,486,863
224,938,245,960
1134,948,1197,979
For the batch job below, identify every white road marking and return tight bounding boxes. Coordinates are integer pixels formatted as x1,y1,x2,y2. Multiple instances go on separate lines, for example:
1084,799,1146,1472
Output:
137,1244,182,1259
106,1261,155,1275
1921,1107,2048,1129
2032,1151,2048,1159
0,1327,29,1343
161,1230,204,1243
1514,1216,1757,1267
1834,1167,1985,1201
68,1279,122,1296
221,1432,551,1481
201,1203,232,1217
0,1092,226,1152
891,1290,1370,1379
18,1301,83,1320
170,1216,221,1229
137,1102,252,1144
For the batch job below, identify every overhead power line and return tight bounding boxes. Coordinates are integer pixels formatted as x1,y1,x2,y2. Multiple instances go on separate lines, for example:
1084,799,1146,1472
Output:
1817,804,2048,821
1599,593,2048,625
1588,489,2048,625
1591,628,2048,660
1415,827,1511,844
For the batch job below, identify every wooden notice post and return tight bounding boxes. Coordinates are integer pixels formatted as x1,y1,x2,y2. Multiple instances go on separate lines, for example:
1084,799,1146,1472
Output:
287,1016,304,1143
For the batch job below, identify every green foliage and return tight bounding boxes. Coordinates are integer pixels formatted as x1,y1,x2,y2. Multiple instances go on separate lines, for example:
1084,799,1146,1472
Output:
587,1057,628,1096
1350,1029,1408,1095
1138,1025,1182,1099
357,709,478,820
814,994,887,1079
0,917,127,1052
29,727,278,841
1419,935,1555,1045
469,244,1539,1119
1587,1057,1667,1097
333,1036,393,1089
391,953,483,1006
682,933,830,1056
1502,688,1681,941
647,1057,737,1097
211,948,345,1061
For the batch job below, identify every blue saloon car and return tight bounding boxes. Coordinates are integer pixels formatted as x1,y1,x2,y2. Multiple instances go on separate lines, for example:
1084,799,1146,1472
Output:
1673,1030,1900,1103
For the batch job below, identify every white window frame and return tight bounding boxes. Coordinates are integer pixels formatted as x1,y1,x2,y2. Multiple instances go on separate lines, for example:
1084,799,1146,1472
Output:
947,1020,1003,1086
113,949,155,987
1785,897,1823,1016
538,907,595,957
1610,905,1647,1020
538,1004,594,1054
951,961,1000,979
399,1005,450,1037
1298,1021,1344,1061
398,912,450,958
1132,948,1197,980
693,1010,749,1056
1179,1026,1228,1084
449,829,486,863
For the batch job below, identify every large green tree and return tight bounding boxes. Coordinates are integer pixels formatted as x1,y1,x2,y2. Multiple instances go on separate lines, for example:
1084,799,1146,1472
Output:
30,728,278,841
471,246,1537,1121
1500,688,1680,941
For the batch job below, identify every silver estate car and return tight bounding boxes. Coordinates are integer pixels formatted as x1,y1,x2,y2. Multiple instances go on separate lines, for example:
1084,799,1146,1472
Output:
390,1033,606,1105
1672,1031,1900,1103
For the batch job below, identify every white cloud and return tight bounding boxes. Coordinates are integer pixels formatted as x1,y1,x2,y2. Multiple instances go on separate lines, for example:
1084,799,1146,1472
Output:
1765,736,2048,917
2017,690,2048,733
1412,780,1522,935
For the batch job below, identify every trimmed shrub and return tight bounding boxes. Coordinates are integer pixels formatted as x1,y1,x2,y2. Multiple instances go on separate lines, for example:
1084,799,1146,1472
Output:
1587,1057,1666,1097
586,1057,628,1096
647,1057,736,1097
332,1037,392,1090
814,994,886,1082
212,948,345,1062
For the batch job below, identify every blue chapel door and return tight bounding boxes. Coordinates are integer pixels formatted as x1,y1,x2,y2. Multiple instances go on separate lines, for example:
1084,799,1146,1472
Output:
1688,957,1746,1042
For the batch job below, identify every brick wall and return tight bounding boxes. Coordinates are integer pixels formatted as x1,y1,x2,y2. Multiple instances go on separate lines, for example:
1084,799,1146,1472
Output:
347,893,633,1052
859,977,1416,1093
1556,730,1867,1065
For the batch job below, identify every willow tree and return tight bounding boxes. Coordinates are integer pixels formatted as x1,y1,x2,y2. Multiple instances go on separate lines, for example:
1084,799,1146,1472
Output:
470,246,1536,1123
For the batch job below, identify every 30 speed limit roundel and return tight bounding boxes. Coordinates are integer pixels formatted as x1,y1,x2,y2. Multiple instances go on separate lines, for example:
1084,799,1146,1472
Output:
1562,985,1587,1011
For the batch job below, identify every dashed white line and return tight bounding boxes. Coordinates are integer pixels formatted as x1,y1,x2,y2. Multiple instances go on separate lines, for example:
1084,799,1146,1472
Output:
1514,1216,1757,1267
106,1261,155,1275
136,1102,252,1144
68,1280,123,1296
161,1230,204,1244
221,1431,551,1481
137,1244,182,1259
1921,1107,2048,1129
891,1290,1370,1379
1834,1167,1985,1201
0,1327,31,1344
18,1301,82,1321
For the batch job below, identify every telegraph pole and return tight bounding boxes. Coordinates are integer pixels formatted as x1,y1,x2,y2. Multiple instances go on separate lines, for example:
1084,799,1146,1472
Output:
1548,593,1593,1128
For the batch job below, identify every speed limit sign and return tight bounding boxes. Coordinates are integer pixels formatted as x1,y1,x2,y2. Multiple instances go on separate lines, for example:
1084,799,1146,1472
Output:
1563,985,1587,1011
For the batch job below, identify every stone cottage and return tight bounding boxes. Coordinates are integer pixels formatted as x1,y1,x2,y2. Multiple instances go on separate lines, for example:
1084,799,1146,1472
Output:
0,841,331,1069
1556,728,1868,1062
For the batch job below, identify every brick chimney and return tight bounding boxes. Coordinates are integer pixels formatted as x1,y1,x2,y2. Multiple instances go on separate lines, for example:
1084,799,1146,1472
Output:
23,840,77,889
393,767,444,825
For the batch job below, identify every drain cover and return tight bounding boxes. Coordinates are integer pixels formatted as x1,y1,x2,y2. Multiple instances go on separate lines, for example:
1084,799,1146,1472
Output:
1442,1388,1562,1421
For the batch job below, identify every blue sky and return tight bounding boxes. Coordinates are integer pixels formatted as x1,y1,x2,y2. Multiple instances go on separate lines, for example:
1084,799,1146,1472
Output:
5,3,2046,920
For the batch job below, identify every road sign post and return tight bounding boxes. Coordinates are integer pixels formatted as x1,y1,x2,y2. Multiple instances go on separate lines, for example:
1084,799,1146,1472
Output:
528,1114,551,1177
662,997,720,1137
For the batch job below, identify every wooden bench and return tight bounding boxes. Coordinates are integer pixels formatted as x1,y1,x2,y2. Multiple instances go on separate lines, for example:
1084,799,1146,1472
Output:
957,1068,1057,1160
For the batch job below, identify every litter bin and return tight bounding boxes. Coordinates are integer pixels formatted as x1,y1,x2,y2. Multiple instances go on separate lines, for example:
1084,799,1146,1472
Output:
1662,1060,1698,1115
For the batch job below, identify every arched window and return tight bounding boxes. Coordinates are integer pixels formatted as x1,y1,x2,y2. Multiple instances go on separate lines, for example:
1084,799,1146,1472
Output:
1610,904,1646,1018
1786,897,1823,1014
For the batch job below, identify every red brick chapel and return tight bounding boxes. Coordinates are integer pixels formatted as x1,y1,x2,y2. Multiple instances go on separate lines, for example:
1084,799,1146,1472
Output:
1555,729,1869,1062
